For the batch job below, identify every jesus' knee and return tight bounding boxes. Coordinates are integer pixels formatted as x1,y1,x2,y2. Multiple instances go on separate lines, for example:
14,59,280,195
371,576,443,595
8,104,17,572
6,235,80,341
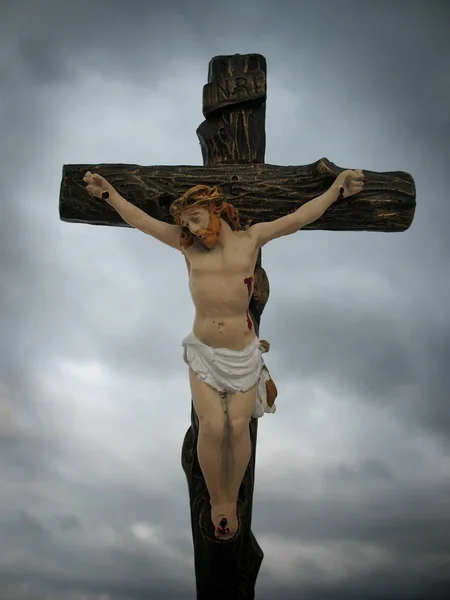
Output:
198,414,225,440
228,415,251,438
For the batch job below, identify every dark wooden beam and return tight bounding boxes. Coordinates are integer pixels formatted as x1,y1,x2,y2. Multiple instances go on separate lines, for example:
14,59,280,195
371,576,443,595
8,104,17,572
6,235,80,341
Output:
59,159,415,232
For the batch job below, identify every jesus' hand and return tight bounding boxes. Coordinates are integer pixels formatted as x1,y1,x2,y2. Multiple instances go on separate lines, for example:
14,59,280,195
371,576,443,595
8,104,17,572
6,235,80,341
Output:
83,172,114,200
335,169,365,199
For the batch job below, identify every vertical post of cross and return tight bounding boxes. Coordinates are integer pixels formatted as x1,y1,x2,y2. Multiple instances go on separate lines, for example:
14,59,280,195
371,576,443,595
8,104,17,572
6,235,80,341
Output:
181,53,269,599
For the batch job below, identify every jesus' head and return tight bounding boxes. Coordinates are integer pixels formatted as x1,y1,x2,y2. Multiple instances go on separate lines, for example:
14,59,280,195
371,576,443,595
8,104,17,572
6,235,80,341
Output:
170,185,240,250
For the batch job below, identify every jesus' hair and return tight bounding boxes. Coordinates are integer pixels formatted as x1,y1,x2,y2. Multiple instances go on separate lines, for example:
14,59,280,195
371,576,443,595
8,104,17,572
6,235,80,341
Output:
170,185,240,249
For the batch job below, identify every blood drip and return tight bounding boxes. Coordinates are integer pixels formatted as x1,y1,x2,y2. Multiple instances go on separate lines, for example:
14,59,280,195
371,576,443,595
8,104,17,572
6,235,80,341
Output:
244,276,253,296
244,276,254,331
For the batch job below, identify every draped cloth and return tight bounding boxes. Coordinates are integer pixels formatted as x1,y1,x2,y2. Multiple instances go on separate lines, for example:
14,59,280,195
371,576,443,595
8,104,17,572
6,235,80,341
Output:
182,332,277,419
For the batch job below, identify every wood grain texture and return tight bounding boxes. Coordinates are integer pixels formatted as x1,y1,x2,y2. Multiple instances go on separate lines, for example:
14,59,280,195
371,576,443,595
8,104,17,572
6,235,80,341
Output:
59,159,415,232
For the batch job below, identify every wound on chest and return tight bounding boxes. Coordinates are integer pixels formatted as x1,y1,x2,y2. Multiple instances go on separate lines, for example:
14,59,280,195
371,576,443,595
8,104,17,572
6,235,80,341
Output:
243,276,254,331
244,276,254,297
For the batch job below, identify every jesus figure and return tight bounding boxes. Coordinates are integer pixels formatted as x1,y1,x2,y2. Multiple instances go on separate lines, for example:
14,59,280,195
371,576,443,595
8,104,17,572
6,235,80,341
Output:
83,169,364,540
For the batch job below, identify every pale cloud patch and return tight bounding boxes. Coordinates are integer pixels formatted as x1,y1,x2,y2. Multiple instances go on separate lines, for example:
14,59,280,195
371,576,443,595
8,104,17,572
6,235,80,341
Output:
36,356,191,493
260,537,394,588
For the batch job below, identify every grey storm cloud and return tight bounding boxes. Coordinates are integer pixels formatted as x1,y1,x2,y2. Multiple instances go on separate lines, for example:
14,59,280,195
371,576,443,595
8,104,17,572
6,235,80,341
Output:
1,0,450,599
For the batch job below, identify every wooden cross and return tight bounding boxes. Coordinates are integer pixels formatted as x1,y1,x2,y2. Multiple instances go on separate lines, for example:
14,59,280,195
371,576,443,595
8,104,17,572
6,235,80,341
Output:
59,53,416,600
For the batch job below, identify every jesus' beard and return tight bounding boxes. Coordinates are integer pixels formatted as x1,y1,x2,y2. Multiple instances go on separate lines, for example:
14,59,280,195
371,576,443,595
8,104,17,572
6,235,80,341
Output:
193,212,222,250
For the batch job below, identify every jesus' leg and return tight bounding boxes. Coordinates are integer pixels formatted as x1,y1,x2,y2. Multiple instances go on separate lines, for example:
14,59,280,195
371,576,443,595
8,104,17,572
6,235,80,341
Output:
215,385,256,534
189,368,256,539
189,368,228,508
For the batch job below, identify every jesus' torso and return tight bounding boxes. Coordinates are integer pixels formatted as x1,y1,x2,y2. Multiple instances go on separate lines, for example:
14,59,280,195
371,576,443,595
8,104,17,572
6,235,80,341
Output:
183,229,259,351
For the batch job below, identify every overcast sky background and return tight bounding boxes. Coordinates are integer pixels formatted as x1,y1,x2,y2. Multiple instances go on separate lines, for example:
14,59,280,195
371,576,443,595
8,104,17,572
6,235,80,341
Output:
1,1,450,599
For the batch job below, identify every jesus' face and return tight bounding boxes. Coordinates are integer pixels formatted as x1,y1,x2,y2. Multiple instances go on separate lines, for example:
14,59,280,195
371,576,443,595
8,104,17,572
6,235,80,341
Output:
181,205,222,250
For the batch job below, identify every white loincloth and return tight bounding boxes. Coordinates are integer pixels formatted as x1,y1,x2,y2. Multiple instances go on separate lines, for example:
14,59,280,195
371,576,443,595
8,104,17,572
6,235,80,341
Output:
182,332,276,419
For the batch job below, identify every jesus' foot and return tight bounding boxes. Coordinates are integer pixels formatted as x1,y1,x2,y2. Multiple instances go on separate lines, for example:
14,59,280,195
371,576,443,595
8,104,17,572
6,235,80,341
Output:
211,501,239,540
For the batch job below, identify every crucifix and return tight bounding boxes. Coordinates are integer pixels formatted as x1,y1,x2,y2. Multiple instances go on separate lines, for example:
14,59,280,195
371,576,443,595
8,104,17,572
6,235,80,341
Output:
59,53,416,599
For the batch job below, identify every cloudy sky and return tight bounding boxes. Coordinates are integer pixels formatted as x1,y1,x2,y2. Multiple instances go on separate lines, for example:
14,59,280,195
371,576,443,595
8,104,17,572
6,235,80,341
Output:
1,1,450,599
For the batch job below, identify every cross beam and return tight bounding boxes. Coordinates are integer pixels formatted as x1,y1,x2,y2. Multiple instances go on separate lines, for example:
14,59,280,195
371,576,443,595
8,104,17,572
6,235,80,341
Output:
59,53,416,600
60,160,415,232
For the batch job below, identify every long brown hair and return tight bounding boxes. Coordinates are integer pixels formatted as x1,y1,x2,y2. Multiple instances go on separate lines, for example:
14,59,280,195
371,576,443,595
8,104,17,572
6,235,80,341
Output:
170,185,240,249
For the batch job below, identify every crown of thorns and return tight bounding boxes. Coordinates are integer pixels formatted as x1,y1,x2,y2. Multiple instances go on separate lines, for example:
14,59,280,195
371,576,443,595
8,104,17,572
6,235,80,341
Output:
170,185,225,220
